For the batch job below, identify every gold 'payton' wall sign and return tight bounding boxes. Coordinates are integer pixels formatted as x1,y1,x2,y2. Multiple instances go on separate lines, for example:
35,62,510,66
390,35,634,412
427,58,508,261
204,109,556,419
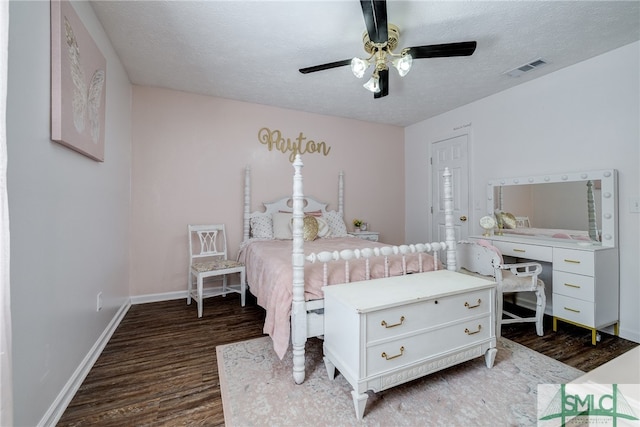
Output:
258,127,331,162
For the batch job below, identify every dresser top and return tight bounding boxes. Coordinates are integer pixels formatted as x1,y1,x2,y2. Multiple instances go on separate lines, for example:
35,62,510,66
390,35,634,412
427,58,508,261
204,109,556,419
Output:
476,235,615,252
322,270,496,313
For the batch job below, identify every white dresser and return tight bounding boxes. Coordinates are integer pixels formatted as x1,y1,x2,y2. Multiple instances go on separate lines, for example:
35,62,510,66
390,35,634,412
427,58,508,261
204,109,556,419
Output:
323,270,497,419
473,235,619,344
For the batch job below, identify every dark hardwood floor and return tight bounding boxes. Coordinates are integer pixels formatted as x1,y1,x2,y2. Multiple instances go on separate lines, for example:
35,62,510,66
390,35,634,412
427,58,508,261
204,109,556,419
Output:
57,294,637,426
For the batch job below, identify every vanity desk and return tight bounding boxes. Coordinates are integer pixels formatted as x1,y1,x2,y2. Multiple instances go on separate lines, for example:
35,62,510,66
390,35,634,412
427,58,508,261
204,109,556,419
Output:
481,169,619,345
470,234,619,344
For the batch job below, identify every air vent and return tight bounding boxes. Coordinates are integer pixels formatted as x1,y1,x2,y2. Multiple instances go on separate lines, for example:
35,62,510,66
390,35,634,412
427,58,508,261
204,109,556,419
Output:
504,58,549,78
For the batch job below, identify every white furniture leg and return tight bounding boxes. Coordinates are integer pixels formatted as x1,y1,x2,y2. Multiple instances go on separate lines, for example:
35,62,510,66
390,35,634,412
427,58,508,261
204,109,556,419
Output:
535,288,546,336
197,276,203,318
351,390,368,420
323,356,335,380
485,347,497,368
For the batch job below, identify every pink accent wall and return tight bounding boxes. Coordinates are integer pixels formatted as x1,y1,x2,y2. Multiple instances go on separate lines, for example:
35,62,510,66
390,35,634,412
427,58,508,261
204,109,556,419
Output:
131,86,404,296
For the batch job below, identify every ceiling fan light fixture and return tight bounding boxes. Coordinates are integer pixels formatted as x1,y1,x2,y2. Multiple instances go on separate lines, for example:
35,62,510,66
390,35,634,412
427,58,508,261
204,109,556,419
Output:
363,73,380,93
393,54,413,77
298,2,478,100
351,57,370,78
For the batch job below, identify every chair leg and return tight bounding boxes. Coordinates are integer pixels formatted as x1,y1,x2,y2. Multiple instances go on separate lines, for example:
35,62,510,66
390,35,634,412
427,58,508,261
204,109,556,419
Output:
197,275,204,318
222,275,228,297
187,270,193,305
496,291,504,337
240,269,246,307
535,288,546,336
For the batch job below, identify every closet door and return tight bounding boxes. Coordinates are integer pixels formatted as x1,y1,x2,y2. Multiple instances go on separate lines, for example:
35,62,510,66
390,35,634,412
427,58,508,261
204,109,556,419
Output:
431,133,470,242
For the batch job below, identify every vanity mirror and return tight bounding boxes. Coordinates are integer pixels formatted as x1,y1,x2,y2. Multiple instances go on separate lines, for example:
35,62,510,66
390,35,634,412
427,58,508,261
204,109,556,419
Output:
487,169,618,247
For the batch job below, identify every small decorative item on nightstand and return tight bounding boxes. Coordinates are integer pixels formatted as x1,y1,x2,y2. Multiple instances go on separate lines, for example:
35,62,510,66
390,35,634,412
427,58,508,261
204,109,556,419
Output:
352,218,367,232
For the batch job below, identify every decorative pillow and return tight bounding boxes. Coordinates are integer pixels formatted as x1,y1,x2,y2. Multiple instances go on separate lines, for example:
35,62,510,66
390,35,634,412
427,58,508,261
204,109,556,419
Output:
323,211,348,237
315,216,330,238
279,209,323,217
272,212,293,239
250,215,273,239
302,215,319,241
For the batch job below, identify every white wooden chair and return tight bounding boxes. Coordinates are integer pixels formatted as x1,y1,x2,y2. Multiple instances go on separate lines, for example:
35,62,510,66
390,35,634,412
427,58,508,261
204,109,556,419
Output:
188,224,246,317
457,241,546,336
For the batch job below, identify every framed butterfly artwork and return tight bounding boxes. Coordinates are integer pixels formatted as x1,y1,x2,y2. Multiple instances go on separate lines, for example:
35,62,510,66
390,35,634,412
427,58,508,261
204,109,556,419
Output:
51,0,106,162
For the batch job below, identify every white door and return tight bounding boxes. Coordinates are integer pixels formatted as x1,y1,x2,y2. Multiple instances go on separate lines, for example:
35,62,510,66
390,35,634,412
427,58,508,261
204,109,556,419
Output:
432,134,470,242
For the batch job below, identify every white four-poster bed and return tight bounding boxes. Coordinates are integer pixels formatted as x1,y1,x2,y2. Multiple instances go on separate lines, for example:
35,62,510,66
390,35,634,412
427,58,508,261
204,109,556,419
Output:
239,155,458,384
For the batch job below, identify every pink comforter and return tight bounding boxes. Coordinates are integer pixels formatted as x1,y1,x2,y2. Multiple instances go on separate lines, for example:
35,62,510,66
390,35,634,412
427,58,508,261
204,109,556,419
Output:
238,237,440,359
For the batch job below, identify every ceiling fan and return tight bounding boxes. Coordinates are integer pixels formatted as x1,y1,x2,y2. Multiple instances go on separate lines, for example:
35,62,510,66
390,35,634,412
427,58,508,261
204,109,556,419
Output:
299,0,477,99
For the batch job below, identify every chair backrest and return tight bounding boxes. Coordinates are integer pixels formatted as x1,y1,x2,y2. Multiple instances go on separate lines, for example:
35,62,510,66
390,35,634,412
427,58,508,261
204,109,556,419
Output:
188,224,228,262
456,241,501,277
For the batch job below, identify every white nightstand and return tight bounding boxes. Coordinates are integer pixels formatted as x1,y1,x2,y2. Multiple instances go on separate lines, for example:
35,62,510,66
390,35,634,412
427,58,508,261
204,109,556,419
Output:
348,231,379,242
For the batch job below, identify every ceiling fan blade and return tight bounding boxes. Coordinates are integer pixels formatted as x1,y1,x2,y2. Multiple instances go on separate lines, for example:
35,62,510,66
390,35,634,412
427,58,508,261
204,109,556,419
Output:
360,0,388,44
406,41,477,59
374,68,389,99
299,59,352,74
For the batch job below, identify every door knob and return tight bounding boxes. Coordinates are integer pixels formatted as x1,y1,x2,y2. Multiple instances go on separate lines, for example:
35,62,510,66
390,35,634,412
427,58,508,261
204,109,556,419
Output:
460,215,467,222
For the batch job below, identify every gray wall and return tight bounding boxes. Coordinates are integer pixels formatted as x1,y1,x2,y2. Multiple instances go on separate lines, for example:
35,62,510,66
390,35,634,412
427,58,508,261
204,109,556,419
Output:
405,42,640,343
7,1,131,425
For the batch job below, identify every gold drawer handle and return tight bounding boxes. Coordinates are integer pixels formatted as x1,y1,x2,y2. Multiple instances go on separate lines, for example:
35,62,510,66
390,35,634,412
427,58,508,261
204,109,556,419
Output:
381,316,405,328
465,299,482,309
564,283,581,289
564,259,581,264
381,346,405,361
564,307,581,313
465,325,482,335
513,248,526,253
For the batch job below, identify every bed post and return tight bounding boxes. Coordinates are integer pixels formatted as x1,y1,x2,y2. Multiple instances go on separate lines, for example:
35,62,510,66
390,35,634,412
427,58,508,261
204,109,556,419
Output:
338,171,344,216
291,155,306,384
443,167,457,271
243,165,251,242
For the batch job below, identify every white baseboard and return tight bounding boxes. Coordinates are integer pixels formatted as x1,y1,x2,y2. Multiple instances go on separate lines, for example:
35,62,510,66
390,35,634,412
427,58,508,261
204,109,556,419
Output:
618,326,640,344
130,290,188,305
39,299,131,427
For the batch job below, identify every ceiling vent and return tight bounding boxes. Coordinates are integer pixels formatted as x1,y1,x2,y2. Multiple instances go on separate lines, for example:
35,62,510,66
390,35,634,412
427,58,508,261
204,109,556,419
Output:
504,58,549,78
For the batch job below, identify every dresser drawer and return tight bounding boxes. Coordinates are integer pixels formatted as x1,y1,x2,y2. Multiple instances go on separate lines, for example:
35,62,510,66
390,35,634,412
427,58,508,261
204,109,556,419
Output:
553,293,595,327
360,234,379,242
491,241,552,262
553,248,594,276
365,289,491,342
365,315,492,377
553,271,595,301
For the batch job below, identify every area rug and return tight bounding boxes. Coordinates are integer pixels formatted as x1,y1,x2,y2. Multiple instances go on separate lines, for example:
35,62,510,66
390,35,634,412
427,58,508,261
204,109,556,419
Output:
217,336,583,426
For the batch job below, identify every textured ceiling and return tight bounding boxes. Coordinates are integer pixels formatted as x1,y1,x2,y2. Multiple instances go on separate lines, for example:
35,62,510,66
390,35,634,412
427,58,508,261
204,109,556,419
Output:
90,1,640,127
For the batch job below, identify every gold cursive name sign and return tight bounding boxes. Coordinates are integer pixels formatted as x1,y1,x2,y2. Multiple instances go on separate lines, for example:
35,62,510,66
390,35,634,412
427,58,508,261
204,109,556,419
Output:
258,127,331,162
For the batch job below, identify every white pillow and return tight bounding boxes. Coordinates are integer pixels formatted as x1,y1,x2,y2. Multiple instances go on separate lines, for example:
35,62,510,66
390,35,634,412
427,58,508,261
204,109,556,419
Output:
316,216,330,238
272,212,293,239
323,211,348,237
250,215,273,239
